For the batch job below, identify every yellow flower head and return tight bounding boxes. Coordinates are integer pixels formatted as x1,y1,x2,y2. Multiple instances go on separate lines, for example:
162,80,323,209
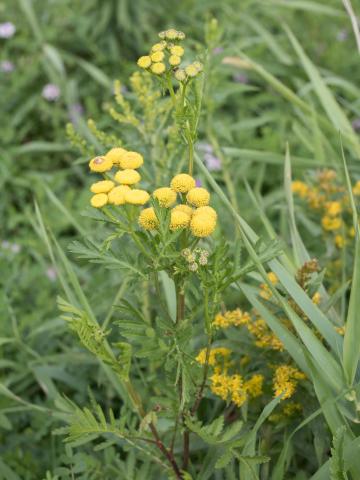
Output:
90,180,115,194
119,151,144,170
213,309,250,329
115,169,141,185
169,55,181,66
187,187,210,207
137,55,152,69
273,365,305,400
108,185,130,205
105,147,127,165
312,292,321,305
170,45,184,56
185,64,199,77
175,69,186,81
190,214,216,237
170,173,196,193
170,210,190,230
139,207,158,230
151,62,166,75
125,189,150,205
335,234,345,249
267,272,278,285
151,41,166,52
162,28,183,40
196,347,231,366
173,204,193,217
90,193,108,208
89,156,113,173
193,206,217,221
291,180,309,199
244,374,264,398
151,51,165,62
321,215,342,231
153,187,177,207
325,201,341,217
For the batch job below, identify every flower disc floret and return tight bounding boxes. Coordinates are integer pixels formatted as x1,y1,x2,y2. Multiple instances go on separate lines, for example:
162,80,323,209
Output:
91,193,108,208
151,51,164,62
170,173,196,193
105,147,128,165
139,207,158,230
193,206,217,220
108,185,130,205
137,56,152,69
89,156,113,172
151,62,166,75
186,187,210,207
125,189,150,205
90,180,115,194
169,55,181,66
153,187,177,207
190,214,216,237
170,210,190,230
170,45,184,56
115,169,141,185
119,151,144,169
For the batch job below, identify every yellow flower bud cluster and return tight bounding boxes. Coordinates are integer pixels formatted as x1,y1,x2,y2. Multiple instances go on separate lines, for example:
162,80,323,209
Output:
213,309,251,329
138,173,217,237
273,365,306,400
137,30,186,77
89,147,149,208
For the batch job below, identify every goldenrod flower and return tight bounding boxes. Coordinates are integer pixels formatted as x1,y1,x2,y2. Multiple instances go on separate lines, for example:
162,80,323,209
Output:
196,347,231,366
151,51,165,62
170,210,190,230
312,292,321,305
170,173,196,193
335,235,345,249
193,206,217,220
267,272,278,285
187,187,210,207
90,180,115,194
125,189,150,205
325,201,341,217
321,215,342,231
90,193,108,208
190,214,216,237
137,56,152,69
108,185,130,205
119,151,144,170
153,187,177,207
89,155,113,173
169,55,181,66
247,318,284,351
213,309,250,329
151,41,166,52
115,169,141,185
151,62,166,75
173,204,193,217
170,45,184,56
291,180,309,198
273,365,305,400
244,374,264,398
105,147,127,165
139,207,158,230
175,69,186,81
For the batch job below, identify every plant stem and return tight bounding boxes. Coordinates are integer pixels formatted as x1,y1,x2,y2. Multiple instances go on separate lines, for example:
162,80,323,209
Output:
191,334,212,415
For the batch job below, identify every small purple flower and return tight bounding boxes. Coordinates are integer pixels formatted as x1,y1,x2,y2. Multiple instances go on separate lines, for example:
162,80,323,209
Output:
42,83,61,102
336,30,348,42
46,266,57,282
0,60,14,73
352,118,360,132
204,153,221,171
0,22,16,39
233,72,249,84
195,179,202,187
212,47,224,55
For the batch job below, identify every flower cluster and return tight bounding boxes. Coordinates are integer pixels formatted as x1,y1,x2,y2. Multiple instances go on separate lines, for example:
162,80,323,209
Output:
213,308,250,329
88,148,149,208
272,365,306,400
137,29,203,81
138,173,217,238
181,247,209,271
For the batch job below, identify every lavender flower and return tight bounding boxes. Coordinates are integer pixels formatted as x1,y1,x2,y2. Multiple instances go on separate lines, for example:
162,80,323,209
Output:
195,179,202,187
204,153,221,171
0,22,16,39
0,60,14,73
42,83,61,102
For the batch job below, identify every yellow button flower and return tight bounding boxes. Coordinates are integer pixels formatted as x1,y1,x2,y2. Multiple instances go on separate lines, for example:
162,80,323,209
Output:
169,55,181,66
170,210,190,230
325,201,341,217
186,187,210,207
108,185,130,205
185,64,198,77
165,29,178,40
90,193,108,208
173,204,193,217
170,173,196,193
175,69,186,81
105,147,128,165
125,189,150,205
115,169,141,185
151,62,166,75
90,180,115,194
170,45,184,56
139,207,159,230
321,215,342,231
89,156,113,172
190,214,216,237
151,41,166,52
151,51,165,62
291,180,309,198
119,151,144,170
193,206,217,220
153,187,177,207
137,56,152,69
